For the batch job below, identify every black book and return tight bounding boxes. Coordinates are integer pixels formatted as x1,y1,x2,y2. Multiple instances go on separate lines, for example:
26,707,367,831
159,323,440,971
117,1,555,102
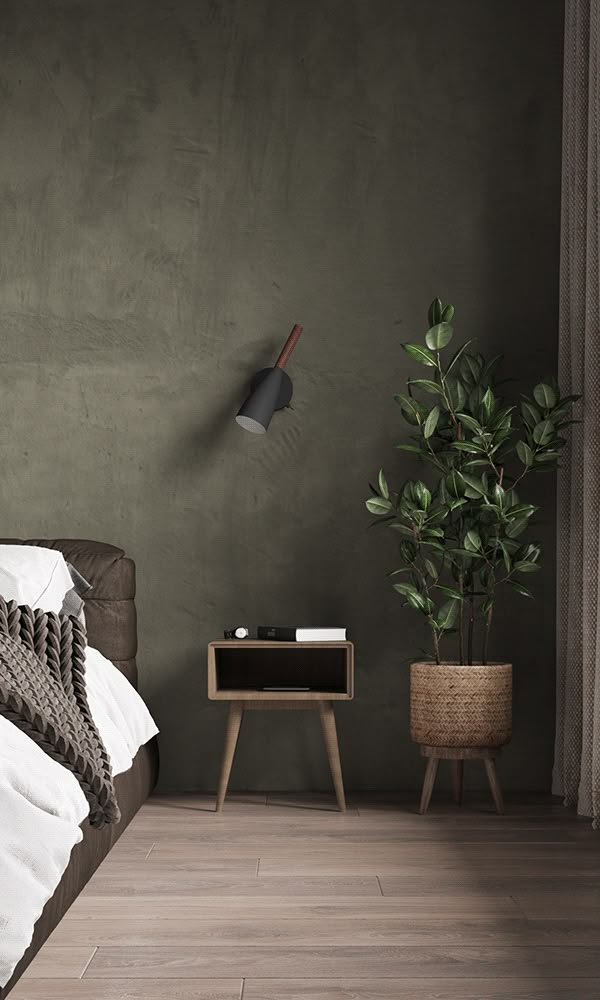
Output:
257,626,347,642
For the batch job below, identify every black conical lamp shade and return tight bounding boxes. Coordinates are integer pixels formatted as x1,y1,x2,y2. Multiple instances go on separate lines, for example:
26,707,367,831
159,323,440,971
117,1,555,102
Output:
236,368,287,434
236,324,303,434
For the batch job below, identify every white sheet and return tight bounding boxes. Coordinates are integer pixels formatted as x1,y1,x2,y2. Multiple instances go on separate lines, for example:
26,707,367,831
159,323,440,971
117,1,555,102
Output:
0,646,158,987
0,546,73,613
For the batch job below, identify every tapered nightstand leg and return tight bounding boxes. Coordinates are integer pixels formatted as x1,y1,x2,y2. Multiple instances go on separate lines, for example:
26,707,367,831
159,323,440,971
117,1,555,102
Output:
216,701,244,812
319,700,346,812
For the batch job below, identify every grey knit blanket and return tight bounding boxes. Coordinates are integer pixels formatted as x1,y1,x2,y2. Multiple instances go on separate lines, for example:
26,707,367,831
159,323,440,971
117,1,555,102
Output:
0,597,120,828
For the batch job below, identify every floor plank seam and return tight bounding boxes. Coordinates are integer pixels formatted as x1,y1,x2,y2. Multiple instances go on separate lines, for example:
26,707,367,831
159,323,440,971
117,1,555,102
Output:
510,894,529,918
79,946,97,979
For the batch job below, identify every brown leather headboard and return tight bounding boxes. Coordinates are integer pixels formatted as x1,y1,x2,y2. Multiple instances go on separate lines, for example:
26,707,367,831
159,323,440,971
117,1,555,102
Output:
0,539,138,688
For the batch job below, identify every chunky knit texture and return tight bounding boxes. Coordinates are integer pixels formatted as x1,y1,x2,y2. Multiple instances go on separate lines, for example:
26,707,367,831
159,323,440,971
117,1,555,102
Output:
0,596,119,828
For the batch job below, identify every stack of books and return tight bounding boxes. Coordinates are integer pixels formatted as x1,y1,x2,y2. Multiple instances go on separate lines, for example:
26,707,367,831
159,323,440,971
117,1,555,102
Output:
257,626,347,642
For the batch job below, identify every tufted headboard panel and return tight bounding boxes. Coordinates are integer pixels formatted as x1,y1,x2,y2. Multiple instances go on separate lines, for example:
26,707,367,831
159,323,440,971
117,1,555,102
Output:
0,538,138,688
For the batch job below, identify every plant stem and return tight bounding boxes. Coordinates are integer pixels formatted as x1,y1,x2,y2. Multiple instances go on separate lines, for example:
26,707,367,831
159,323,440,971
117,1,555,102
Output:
432,629,441,665
467,594,475,665
483,603,493,665
458,572,465,665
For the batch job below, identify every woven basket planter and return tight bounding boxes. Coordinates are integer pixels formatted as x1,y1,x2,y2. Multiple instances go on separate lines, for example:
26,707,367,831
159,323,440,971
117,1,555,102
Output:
410,662,512,748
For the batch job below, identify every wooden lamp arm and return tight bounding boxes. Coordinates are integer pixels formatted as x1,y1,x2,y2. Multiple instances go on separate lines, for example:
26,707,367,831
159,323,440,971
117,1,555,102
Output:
275,324,303,369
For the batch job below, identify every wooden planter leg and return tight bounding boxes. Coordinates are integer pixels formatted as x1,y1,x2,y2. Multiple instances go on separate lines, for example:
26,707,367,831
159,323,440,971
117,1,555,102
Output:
216,701,244,812
319,700,347,812
452,759,464,805
419,756,439,814
484,757,504,815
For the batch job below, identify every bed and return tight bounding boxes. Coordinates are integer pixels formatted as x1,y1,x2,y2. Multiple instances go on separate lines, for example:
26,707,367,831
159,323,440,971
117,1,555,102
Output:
0,538,159,999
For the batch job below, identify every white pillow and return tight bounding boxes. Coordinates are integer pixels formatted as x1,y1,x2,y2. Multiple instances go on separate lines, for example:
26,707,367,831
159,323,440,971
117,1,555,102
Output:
0,545,74,613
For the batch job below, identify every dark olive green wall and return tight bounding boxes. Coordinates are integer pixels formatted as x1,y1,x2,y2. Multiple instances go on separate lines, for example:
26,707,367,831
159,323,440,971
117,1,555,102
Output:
0,0,564,790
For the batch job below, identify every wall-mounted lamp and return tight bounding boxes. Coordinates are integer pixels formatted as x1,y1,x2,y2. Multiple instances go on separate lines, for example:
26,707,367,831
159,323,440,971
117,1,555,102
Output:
235,324,303,434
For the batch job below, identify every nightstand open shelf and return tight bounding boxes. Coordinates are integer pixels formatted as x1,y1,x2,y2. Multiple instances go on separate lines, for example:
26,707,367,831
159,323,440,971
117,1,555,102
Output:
208,640,354,811
208,640,353,700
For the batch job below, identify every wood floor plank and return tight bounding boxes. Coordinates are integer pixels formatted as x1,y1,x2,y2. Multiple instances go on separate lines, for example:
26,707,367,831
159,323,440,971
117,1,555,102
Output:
241,979,600,1000
256,856,600,875
82,873,381,897
64,894,522,920
379,874,600,894
514,892,600,919
11,980,242,999
83,944,600,979
98,858,260,874
21,947,97,979
48,915,600,948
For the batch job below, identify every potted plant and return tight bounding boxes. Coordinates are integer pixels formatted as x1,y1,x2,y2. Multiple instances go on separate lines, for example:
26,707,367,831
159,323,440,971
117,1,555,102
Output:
365,298,578,754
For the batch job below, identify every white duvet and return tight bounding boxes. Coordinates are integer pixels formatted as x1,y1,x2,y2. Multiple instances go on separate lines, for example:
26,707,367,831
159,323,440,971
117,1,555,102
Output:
0,646,158,987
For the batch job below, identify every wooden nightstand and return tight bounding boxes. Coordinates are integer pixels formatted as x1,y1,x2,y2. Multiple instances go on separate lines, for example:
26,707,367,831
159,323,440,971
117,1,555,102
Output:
208,640,354,812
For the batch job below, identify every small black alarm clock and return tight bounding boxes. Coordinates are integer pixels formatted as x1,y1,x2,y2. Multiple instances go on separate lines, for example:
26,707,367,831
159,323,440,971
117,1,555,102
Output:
223,626,249,639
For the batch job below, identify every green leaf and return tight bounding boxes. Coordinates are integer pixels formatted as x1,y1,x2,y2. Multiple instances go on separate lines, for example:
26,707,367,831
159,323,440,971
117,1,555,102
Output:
459,472,487,497
451,440,485,453
395,443,426,454
414,481,432,510
506,503,537,519
407,378,445,395
428,297,443,327
423,558,439,580
446,339,474,375
516,440,534,466
482,354,503,383
509,580,534,598
436,600,459,630
533,419,555,445
513,560,541,573
402,343,437,367
521,400,541,428
464,529,482,552
435,584,464,600
441,303,455,323
456,412,482,433
481,595,494,616
449,498,468,511
425,322,454,351
378,468,389,500
389,523,415,538
388,568,412,576
423,405,440,439
505,517,529,539
535,451,560,463
365,496,393,515
448,547,483,559
392,581,420,599
394,394,426,425
533,383,557,410
481,387,496,421
461,354,483,384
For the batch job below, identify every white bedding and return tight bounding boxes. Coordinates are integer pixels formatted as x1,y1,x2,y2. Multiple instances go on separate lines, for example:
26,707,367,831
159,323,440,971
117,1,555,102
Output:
0,645,158,988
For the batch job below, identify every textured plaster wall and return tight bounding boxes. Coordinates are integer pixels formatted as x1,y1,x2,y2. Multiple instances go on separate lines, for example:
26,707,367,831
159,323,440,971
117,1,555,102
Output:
0,0,564,791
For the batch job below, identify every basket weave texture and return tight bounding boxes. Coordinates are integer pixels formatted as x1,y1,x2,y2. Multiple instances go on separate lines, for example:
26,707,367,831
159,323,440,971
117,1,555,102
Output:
410,661,512,748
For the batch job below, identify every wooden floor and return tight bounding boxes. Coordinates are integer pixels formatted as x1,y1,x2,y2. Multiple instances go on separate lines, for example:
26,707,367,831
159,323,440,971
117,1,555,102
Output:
12,791,600,1000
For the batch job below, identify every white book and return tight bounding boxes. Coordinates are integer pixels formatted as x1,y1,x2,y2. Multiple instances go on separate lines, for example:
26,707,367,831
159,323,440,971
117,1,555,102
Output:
296,627,346,642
